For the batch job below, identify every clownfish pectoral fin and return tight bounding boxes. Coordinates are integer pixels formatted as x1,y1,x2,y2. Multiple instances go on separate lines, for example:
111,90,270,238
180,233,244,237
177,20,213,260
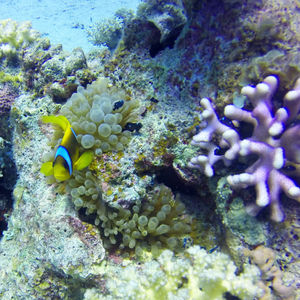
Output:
40,161,54,176
41,115,71,131
74,151,94,171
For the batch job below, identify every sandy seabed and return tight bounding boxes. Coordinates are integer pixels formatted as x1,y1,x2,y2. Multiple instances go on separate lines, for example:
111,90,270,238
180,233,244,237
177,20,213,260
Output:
0,0,141,52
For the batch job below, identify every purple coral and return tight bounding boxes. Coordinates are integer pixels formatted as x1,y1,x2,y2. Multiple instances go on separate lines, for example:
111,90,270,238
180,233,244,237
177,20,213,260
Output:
189,76,300,221
0,84,17,116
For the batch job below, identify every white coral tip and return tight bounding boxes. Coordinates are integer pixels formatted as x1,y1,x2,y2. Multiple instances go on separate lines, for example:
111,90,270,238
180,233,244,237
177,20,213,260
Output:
227,173,251,185
240,173,252,183
256,182,269,207
273,148,284,169
224,105,236,118
193,132,210,143
226,175,234,185
190,157,199,164
205,166,214,177
202,109,213,119
264,75,278,88
257,195,269,207
197,155,208,163
271,207,284,222
285,90,300,102
275,107,288,121
225,148,237,160
294,78,300,90
256,82,269,95
200,97,211,107
288,186,300,198
239,140,250,156
269,122,283,136
241,85,255,97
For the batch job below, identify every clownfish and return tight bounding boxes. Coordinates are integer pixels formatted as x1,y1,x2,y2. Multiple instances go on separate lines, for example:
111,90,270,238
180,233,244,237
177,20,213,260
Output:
40,115,93,181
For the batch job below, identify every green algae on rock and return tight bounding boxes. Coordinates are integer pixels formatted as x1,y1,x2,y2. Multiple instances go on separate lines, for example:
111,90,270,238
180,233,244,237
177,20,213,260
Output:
0,19,39,63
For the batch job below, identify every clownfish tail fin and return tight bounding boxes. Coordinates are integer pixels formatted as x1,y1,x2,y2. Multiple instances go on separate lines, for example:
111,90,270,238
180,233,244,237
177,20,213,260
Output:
40,161,54,176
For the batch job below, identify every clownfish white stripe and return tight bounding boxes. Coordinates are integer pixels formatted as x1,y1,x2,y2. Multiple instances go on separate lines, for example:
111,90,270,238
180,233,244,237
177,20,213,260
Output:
55,146,73,175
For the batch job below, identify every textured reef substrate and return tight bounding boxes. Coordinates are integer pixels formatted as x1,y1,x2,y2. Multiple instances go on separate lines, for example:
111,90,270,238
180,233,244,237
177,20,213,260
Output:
0,0,299,299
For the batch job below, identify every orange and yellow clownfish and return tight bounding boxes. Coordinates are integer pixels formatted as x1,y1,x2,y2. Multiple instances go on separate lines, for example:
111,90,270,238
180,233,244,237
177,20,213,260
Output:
40,115,93,181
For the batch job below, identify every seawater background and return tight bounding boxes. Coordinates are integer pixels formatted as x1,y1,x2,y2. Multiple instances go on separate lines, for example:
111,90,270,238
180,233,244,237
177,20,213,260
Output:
0,0,141,52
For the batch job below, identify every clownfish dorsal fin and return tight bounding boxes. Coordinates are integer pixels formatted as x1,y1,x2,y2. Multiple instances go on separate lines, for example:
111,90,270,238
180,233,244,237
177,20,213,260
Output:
40,161,54,176
74,151,94,171
41,115,71,131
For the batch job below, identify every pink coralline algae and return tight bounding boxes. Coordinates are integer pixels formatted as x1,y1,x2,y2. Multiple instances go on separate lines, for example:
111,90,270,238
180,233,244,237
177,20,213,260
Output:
0,85,17,116
189,76,300,222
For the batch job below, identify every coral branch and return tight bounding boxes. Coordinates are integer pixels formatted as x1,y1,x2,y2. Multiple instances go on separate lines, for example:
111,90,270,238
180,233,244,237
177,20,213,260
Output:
189,76,300,221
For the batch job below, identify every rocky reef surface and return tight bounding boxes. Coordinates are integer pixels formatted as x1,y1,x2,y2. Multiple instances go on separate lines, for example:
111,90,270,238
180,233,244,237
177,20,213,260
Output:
0,1,299,299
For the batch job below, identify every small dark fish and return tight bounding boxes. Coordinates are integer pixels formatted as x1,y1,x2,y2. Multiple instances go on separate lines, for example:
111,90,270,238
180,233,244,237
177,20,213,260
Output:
195,125,200,132
208,245,219,253
220,116,234,129
113,100,124,111
214,146,229,156
149,97,159,103
182,237,193,249
281,165,296,172
123,122,142,133
141,108,148,117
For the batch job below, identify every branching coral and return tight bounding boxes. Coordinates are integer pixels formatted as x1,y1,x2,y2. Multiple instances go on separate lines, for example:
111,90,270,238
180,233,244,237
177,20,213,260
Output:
86,9,134,50
189,76,300,221
0,19,39,61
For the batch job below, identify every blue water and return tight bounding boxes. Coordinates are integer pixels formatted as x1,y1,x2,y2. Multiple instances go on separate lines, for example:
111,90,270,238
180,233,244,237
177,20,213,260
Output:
0,0,141,52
